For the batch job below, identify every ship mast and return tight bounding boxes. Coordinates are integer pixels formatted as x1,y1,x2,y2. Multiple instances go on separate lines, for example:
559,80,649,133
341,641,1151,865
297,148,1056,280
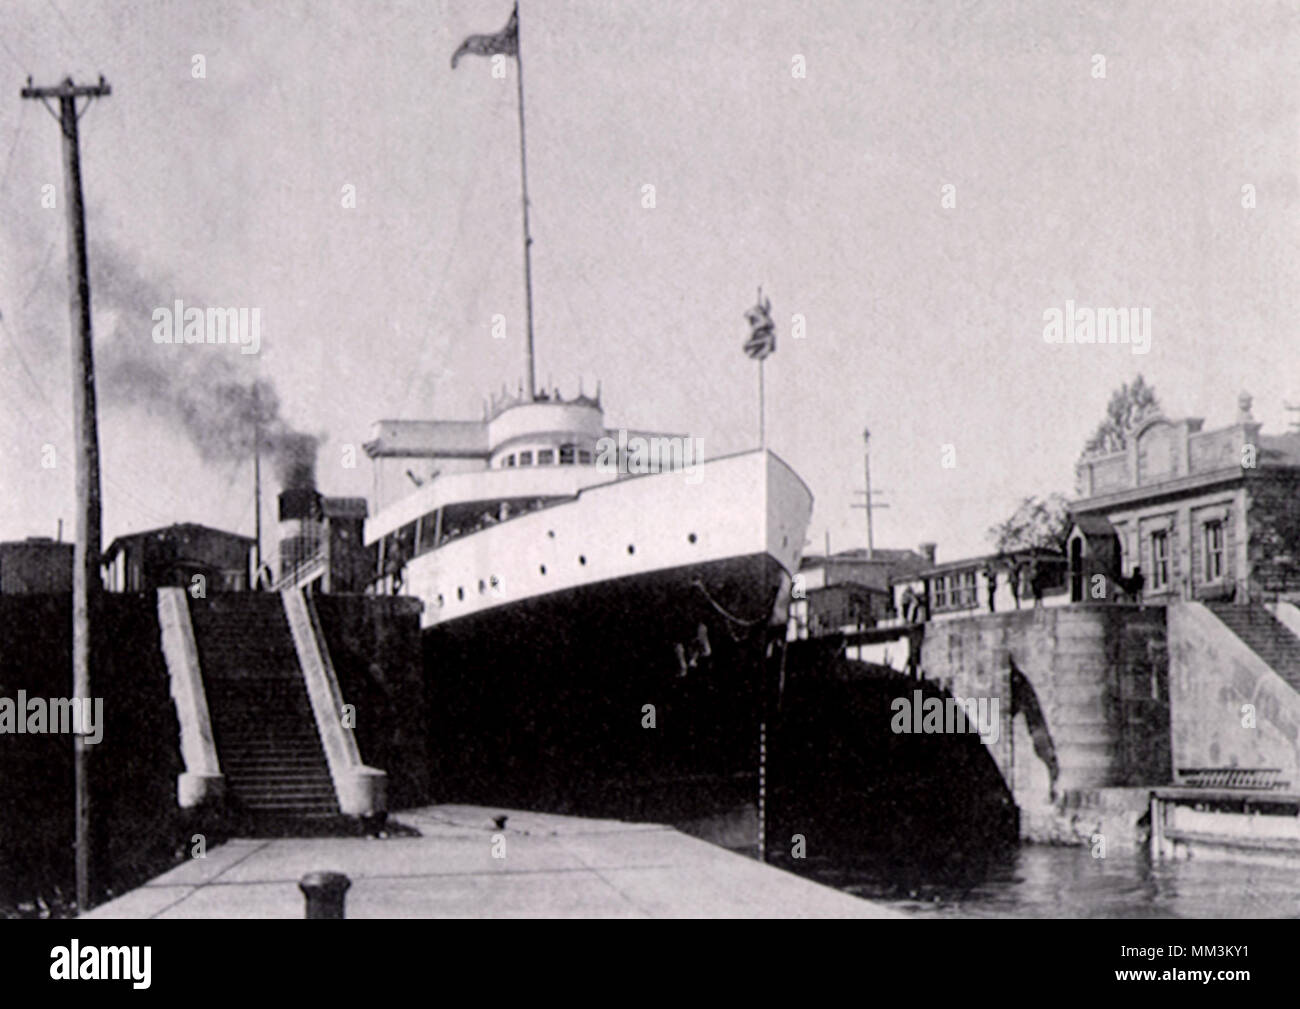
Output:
453,2,539,401
514,2,538,400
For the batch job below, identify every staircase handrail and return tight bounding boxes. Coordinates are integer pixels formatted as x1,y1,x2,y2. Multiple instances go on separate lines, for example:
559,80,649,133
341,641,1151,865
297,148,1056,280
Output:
280,587,385,816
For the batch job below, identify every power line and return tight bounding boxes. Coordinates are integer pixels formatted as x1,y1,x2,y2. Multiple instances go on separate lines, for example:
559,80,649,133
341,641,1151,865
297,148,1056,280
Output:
0,102,27,194
44,0,98,73
0,34,30,79
0,314,57,408
20,237,58,310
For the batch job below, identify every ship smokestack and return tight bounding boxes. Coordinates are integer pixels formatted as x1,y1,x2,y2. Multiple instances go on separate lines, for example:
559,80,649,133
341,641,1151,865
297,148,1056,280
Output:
278,488,323,579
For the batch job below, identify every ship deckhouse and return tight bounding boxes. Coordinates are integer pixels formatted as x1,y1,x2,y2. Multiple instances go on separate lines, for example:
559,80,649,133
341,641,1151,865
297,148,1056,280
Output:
362,386,692,595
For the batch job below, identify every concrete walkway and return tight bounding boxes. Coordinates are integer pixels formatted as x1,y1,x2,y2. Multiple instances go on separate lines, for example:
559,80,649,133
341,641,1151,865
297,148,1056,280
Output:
82,805,899,918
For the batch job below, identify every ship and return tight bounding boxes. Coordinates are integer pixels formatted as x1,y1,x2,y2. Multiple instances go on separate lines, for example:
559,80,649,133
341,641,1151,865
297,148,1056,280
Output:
348,5,814,816
359,387,813,815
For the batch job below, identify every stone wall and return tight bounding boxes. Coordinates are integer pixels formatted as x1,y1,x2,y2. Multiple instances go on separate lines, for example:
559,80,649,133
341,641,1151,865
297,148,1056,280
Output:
0,591,429,912
0,594,184,911
1167,602,1300,777
919,605,1170,839
1189,427,1240,473
313,594,430,808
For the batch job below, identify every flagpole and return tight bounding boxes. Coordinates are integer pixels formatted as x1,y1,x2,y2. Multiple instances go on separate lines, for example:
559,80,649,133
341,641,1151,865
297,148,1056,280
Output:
514,1,537,401
759,358,766,449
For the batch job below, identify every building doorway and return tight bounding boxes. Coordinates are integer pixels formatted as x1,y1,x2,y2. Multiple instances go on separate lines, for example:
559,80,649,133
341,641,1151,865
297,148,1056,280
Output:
1070,537,1084,603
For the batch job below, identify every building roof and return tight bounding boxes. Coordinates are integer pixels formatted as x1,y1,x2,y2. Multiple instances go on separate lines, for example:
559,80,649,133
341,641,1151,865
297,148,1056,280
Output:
1070,514,1117,537
806,580,892,597
363,419,490,459
103,523,255,561
894,547,1066,583
801,547,930,573
0,537,72,551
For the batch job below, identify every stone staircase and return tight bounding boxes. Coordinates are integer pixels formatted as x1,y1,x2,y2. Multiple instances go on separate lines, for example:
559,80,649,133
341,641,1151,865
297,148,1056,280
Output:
188,596,339,820
1205,602,1300,694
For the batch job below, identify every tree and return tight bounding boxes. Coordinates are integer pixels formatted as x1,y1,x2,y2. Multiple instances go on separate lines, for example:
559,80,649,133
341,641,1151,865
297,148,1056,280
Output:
987,493,1072,555
988,494,1072,609
1083,374,1161,455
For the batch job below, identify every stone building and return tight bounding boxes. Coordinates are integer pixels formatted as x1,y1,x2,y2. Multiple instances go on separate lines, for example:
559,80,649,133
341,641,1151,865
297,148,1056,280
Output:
0,537,73,594
1069,392,1300,604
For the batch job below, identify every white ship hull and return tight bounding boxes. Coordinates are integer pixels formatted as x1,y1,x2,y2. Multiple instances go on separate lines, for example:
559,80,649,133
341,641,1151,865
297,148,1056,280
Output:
404,449,811,632
409,449,814,814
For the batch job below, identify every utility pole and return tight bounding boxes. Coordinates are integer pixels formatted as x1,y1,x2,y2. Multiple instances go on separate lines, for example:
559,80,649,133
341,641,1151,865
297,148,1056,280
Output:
21,75,111,913
253,382,262,582
852,426,889,558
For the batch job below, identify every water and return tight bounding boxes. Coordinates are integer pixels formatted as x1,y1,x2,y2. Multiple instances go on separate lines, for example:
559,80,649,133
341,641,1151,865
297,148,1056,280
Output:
679,805,1300,918
791,846,1300,918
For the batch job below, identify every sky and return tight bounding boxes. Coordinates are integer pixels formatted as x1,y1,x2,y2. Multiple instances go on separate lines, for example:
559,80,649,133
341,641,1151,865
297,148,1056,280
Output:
0,0,1297,562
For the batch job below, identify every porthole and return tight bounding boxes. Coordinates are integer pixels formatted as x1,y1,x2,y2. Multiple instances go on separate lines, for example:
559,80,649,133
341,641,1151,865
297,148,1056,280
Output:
540,565,547,575
436,594,444,607
547,530,556,539
579,555,587,565
457,587,464,601
688,533,697,544
627,545,635,554
478,579,486,594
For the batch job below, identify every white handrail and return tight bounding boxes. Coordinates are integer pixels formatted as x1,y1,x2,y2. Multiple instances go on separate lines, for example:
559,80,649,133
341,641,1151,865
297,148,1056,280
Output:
280,587,386,817
156,588,224,808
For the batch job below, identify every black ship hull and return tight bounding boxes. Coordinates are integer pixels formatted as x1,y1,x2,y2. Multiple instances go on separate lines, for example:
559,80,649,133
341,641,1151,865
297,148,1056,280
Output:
423,552,789,821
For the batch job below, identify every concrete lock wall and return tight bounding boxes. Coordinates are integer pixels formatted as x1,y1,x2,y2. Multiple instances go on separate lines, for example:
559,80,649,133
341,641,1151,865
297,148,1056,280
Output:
919,606,1171,836
1167,603,1300,779
0,594,185,910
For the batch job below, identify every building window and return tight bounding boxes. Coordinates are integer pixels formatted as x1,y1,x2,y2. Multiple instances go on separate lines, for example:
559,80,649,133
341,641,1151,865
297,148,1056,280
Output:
538,449,555,465
1150,531,1169,590
578,450,592,464
518,451,534,467
1203,521,1224,583
933,576,947,610
559,444,576,465
504,455,516,468
960,571,977,607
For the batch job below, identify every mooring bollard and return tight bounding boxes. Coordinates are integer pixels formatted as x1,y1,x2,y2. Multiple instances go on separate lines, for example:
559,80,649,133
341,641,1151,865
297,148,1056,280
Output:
299,871,351,919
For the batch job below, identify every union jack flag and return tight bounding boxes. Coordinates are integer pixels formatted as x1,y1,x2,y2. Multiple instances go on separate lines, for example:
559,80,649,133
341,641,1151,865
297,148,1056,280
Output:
451,5,519,69
743,290,775,361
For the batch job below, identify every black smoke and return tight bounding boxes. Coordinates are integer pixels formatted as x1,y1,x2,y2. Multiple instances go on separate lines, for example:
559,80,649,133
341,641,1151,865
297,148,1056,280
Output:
88,245,321,490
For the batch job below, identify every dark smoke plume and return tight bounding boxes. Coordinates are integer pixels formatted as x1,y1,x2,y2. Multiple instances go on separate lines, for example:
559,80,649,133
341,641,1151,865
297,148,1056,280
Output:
88,246,321,490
